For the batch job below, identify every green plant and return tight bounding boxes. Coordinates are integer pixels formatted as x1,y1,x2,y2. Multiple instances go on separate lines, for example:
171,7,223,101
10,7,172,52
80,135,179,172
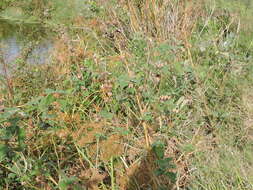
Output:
0,108,26,188
152,141,177,185
0,0,252,189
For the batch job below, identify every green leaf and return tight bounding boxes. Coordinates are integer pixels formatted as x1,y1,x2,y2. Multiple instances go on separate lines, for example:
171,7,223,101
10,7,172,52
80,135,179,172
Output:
1,124,19,140
8,173,16,179
0,107,20,121
141,112,153,122
156,157,173,169
0,144,8,161
174,62,184,74
152,141,165,159
17,127,26,150
26,96,43,107
59,175,78,190
154,168,165,176
164,171,177,183
117,74,131,89
38,94,55,111
114,127,131,135
100,110,113,119
58,99,68,111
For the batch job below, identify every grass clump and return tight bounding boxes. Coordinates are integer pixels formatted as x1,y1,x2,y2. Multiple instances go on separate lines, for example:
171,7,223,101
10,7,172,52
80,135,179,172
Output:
0,0,253,189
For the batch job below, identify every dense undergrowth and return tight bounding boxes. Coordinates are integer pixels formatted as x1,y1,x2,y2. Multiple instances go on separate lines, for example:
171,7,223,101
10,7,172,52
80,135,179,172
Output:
0,0,253,189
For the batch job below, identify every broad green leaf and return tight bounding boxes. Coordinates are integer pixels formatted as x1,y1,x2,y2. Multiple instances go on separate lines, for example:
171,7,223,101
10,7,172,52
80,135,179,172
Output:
152,141,165,159
156,157,173,169
38,94,55,111
117,74,131,89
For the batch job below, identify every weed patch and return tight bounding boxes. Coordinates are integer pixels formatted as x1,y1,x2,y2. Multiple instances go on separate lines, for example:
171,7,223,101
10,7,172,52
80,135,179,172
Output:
0,0,253,189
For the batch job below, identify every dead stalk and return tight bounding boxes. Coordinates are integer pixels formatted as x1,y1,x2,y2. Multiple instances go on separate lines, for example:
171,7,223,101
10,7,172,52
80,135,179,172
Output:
0,49,14,101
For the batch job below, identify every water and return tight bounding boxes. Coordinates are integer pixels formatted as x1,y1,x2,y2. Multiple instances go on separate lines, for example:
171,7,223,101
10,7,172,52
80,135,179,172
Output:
0,19,54,75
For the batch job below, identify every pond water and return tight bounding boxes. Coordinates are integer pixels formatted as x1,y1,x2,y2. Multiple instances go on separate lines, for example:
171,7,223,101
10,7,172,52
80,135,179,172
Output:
0,19,54,76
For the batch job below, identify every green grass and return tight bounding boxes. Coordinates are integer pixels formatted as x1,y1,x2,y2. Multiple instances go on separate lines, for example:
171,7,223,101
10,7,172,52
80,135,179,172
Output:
0,0,253,189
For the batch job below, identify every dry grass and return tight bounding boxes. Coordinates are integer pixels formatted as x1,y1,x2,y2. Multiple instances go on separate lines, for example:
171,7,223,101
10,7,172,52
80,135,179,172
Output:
125,0,203,41
243,87,253,141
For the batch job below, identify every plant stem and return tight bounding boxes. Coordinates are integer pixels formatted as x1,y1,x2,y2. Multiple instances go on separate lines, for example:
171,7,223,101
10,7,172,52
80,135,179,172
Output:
111,157,115,190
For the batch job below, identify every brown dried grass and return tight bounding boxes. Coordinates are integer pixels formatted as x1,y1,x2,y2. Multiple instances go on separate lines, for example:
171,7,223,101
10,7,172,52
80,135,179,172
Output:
125,0,204,41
